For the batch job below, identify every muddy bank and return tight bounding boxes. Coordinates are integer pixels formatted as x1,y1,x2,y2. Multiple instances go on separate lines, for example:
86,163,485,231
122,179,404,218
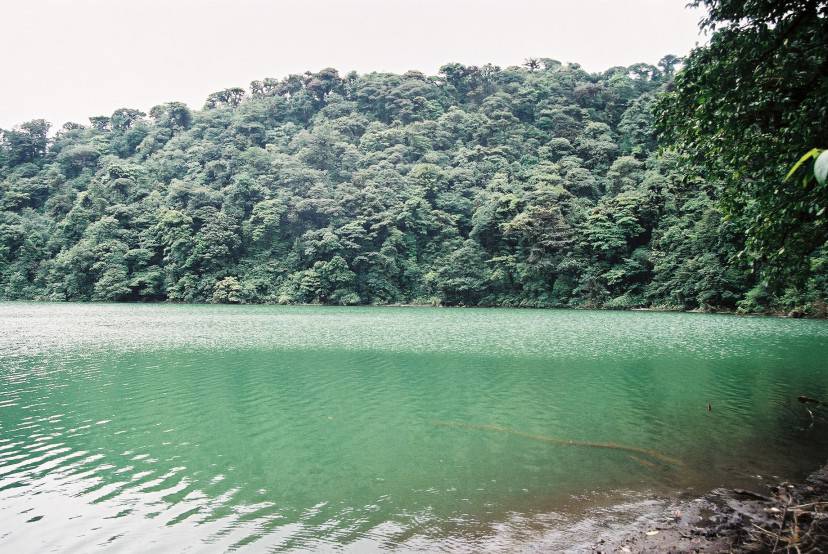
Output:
593,464,828,553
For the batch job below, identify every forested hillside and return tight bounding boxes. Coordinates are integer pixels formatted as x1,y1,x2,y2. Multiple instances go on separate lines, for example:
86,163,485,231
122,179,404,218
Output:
0,57,824,312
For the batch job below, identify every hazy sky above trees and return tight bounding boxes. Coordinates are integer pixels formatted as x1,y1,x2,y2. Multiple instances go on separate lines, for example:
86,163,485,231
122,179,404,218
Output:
0,0,703,129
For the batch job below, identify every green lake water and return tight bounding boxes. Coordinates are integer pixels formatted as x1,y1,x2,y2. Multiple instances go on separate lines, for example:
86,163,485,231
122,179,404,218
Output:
1,303,827,551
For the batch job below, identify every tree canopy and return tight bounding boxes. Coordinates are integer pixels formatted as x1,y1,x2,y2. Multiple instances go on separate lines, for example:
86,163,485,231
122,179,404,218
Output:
657,0,828,290
0,49,825,314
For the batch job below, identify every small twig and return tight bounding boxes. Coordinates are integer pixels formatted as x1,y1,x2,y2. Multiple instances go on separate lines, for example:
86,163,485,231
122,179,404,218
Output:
793,510,801,546
773,499,790,553
751,522,780,538
790,502,828,510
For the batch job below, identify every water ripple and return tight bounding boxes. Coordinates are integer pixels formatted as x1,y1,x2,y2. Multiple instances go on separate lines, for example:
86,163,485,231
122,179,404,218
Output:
1,303,827,551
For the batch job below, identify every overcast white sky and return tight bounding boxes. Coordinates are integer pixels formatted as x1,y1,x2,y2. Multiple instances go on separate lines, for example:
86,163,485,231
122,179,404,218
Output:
0,0,704,130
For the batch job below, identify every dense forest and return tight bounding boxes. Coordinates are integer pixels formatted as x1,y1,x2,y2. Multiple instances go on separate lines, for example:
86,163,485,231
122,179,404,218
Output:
1,2,825,313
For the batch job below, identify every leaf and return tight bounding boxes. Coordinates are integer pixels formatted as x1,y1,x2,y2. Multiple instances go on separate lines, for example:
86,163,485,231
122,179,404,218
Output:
815,149,828,187
784,148,820,181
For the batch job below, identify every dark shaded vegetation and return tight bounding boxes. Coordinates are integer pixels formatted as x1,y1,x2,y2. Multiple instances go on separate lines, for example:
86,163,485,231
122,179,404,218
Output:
0,1,825,313
659,0,828,316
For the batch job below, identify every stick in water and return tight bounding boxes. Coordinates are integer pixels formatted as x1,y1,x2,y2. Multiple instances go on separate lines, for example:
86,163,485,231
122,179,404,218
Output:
433,420,683,466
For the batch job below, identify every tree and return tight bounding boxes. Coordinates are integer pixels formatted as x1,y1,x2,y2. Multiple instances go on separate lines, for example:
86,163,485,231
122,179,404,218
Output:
657,0,828,288
110,108,146,131
1,120,50,166
431,240,489,305
657,54,682,77
0,53,794,313
523,58,540,72
212,276,242,303
205,87,246,109
149,102,192,131
89,116,111,132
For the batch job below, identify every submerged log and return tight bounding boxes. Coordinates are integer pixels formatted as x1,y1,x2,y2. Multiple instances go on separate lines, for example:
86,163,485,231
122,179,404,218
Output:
433,420,683,467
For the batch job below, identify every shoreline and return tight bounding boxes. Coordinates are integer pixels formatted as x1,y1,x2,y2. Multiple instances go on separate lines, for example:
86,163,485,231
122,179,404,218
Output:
0,299,824,319
592,463,828,552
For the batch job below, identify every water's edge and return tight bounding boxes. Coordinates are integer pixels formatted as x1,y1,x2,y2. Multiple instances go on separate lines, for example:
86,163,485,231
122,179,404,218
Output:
3,299,825,319
590,461,828,552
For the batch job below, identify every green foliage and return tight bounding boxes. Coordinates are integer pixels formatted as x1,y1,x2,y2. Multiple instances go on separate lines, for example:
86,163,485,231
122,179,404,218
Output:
0,60,823,313
212,276,242,304
656,0,828,290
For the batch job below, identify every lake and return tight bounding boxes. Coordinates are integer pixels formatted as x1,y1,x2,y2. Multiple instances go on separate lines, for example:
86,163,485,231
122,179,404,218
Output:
1,303,827,551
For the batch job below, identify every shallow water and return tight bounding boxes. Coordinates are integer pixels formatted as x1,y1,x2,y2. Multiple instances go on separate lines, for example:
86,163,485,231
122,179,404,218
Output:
1,303,827,551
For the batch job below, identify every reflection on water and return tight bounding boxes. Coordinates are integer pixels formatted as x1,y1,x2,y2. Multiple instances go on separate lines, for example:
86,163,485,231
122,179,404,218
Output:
1,303,827,551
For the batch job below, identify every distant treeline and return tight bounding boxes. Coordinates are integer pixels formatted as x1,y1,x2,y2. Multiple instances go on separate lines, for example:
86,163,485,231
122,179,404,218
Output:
0,47,824,313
